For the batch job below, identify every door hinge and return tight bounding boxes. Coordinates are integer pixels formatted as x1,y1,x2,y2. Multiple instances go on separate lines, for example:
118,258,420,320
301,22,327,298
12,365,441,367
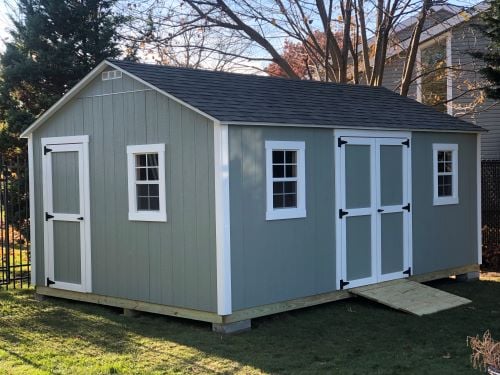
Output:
338,209,349,219
77,217,84,221
403,267,412,276
43,146,52,155
340,279,350,290
337,137,348,148
402,139,410,148
45,212,54,221
46,277,55,286
402,203,411,212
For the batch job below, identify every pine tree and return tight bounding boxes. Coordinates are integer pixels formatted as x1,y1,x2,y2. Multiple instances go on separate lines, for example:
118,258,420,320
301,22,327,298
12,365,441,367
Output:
474,0,500,100
0,0,128,154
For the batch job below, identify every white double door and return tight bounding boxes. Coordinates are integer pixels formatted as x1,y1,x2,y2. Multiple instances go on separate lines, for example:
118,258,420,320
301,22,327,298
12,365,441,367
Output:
336,134,412,289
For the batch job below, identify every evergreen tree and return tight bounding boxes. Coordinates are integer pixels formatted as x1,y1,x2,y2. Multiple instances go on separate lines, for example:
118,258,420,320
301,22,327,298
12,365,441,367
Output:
0,0,128,154
474,0,500,100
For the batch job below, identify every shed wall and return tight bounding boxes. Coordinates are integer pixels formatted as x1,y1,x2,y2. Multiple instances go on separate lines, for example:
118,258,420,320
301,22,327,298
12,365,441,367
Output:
411,132,478,274
32,72,217,312
228,126,336,311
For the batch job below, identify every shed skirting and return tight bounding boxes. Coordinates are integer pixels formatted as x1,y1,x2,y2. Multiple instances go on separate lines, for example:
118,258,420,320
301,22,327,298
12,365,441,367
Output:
36,263,479,325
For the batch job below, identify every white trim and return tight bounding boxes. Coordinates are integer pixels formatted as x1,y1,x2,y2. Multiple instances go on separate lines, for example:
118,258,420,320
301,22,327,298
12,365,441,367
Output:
477,134,482,264
265,140,306,221
28,135,36,286
126,143,167,222
416,32,453,114
41,137,92,293
106,61,218,123
214,121,232,315
101,70,122,81
432,143,459,206
334,129,411,139
221,122,483,134
80,89,153,99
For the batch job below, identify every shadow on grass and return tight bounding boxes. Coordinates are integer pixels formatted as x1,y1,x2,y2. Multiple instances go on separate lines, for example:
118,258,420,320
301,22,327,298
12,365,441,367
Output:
0,279,499,374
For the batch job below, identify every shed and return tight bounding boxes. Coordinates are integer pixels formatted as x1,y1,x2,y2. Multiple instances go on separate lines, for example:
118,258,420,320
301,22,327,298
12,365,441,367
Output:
21,60,483,332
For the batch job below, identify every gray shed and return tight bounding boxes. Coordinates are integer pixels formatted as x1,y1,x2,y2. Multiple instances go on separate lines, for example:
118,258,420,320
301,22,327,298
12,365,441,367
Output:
21,60,483,332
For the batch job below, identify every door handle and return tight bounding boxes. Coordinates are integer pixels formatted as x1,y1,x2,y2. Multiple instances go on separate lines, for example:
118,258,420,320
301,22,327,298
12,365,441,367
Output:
377,208,384,213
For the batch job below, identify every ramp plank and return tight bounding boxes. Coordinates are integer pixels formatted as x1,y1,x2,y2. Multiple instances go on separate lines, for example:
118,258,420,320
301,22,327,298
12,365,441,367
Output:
349,279,471,316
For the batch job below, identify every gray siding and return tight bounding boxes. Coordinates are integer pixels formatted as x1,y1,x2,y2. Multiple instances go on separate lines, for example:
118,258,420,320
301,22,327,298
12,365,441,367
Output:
451,23,500,160
229,126,336,311
411,132,478,274
382,53,418,100
32,72,217,312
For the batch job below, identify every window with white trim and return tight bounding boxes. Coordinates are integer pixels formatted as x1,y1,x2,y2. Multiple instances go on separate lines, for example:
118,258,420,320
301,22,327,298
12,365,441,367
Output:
265,141,306,220
433,143,458,206
127,144,167,221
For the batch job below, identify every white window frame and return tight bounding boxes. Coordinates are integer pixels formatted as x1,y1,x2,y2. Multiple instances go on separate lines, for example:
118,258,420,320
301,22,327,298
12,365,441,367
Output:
127,143,167,222
265,140,306,220
416,32,453,115
433,143,459,206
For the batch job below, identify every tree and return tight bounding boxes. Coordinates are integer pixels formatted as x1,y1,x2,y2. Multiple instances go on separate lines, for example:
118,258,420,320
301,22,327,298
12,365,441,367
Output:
473,0,500,100
0,0,129,155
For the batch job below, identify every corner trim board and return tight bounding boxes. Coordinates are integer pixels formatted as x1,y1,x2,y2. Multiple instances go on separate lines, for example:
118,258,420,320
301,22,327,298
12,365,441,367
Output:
28,135,36,285
214,121,232,315
477,134,482,264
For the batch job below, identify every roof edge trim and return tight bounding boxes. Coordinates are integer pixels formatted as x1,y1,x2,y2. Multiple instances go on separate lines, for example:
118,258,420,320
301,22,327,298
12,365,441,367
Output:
220,121,486,133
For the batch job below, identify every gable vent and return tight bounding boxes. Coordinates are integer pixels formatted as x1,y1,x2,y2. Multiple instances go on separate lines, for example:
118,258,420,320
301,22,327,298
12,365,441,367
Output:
102,70,122,81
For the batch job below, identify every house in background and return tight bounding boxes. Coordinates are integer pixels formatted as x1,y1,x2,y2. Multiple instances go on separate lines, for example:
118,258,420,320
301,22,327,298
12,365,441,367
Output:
21,60,481,332
382,2,500,160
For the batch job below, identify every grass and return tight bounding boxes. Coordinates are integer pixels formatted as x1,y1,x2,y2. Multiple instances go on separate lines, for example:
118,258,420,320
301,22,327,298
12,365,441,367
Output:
0,278,499,374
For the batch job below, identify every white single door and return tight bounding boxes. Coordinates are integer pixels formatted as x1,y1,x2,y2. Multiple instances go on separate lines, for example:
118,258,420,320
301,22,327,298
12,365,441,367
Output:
336,134,411,289
42,137,91,292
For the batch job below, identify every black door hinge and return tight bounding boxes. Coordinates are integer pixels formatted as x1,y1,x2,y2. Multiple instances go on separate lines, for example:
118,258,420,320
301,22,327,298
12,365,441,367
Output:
338,137,348,148
77,217,84,221
340,279,350,290
45,212,54,221
44,146,52,155
402,139,410,148
338,209,349,219
46,277,55,286
402,203,411,212
403,267,412,276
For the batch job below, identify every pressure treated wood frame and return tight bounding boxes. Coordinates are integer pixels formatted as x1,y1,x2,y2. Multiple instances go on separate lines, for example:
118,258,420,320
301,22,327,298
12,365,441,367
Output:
36,263,479,325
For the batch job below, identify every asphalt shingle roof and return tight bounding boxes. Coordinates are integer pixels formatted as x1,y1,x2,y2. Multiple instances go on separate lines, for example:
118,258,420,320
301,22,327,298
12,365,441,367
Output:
109,60,482,133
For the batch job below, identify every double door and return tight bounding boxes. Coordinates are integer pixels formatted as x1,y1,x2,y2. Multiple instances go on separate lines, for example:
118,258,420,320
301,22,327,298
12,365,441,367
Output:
336,134,412,289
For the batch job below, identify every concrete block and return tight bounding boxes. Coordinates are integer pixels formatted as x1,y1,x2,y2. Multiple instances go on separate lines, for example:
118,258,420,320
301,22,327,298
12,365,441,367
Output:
212,319,251,334
456,271,480,282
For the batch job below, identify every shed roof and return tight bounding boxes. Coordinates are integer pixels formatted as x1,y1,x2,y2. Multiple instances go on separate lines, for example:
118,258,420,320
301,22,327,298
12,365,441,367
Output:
109,60,481,133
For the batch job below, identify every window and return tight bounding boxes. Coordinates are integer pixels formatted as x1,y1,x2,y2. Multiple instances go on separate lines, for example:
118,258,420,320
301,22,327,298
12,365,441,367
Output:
417,35,451,114
433,143,458,206
127,144,166,221
265,141,306,220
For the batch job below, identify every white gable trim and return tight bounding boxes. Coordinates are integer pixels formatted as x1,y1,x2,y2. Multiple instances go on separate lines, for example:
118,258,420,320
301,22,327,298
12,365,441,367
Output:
20,60,218,138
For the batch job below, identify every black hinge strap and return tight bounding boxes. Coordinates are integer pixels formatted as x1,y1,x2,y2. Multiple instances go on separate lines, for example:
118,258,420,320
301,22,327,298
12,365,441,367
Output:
403,267,412,276
340,279,350,290
45,212,54,221
44,146,52,155
402,203,411,212
46,277,55,286
338,137,348,148
402,139,410,148
338,209,349,219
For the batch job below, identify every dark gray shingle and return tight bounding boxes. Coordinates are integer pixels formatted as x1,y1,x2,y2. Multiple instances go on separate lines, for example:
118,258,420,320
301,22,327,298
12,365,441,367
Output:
109,60,482,132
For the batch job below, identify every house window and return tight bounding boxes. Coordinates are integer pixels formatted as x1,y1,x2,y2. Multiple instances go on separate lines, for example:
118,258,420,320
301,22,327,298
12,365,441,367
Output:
265,141,306,220
433,143,458,206
127,144,167,221
418,35,451,114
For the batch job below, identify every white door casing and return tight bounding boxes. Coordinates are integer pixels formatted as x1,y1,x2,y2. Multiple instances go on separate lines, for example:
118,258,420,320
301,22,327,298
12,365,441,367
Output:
42,136,91,292
334,130,412,290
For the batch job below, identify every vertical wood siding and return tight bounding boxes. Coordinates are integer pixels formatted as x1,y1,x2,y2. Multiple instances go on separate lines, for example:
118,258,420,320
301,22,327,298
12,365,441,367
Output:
229,126,336,311
32,72,217,312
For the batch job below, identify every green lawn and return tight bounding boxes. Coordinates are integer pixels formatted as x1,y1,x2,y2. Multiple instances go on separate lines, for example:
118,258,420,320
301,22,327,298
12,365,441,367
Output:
0,278,499,374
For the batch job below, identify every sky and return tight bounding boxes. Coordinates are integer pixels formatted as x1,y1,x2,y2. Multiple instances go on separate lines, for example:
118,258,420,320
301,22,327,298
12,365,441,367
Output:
0,0,483,55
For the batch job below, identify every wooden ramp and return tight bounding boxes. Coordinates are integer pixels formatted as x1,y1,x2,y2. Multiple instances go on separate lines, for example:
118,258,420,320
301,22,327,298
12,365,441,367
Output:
349,279,471,316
